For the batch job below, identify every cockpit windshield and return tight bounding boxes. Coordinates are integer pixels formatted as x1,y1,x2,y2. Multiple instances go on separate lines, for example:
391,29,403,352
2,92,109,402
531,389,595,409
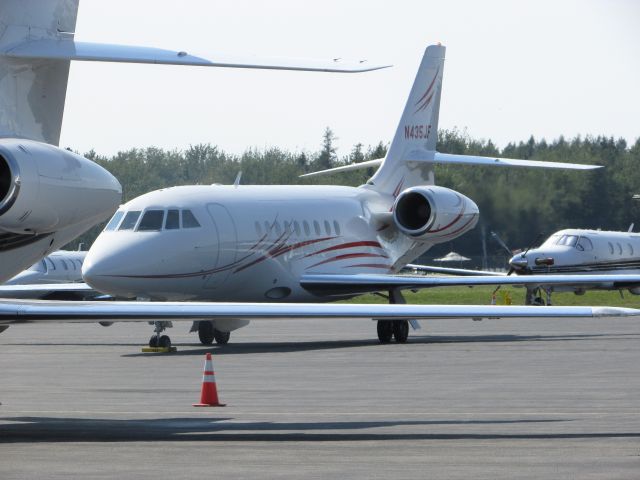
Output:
106,208,201,232
104,210,124,231
138,210,165,231
556,235,578,247
119,211,141,230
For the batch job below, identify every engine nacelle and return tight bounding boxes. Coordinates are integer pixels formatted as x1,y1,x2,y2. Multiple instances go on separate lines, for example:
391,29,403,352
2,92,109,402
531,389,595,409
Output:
392,186,479,242
0,138,122,234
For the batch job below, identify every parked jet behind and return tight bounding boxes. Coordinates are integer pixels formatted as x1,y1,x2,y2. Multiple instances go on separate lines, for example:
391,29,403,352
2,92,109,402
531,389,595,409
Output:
4,250,86,285
507,228,640,303
0,0,387,285
80,43,635,347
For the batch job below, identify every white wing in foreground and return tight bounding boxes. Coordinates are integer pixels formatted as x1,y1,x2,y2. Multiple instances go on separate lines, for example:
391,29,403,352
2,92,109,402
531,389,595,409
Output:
0,300,638,325
5,39,389,73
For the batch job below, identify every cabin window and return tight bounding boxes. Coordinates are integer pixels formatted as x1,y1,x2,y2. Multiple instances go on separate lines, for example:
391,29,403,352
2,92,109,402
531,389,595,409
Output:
617,242,623,255
138,210,165,231
75,259,83,269
165,209,180,230
324,220,332,236
333,220,341,236
46,258,56,271
303,221,311,236
608,242,614,254
629,243,634,256
119,211,141,230
313,221,321,236
255,221,263,236
294,221,301,236
182,210,201,228
576,236,593,252
105,211,124,231
61,259,68,270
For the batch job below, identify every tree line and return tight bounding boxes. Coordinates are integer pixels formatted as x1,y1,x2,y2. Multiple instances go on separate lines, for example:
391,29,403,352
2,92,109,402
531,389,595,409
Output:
72,128,640,269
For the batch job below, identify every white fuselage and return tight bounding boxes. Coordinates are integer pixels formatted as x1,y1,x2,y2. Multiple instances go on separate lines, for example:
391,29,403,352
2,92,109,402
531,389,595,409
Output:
4,250,87,285
83,184,479,301
510,229,640,279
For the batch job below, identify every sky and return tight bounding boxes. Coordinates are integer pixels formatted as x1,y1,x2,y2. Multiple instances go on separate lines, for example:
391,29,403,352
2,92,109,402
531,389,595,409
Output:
60,0,640,158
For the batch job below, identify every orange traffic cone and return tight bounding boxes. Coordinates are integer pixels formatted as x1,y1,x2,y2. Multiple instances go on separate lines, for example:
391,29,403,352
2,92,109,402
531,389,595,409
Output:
193,352,226,407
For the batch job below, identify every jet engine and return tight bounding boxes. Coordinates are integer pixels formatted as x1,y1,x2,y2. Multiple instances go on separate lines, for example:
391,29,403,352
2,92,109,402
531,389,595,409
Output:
392,186,479,242
0,139,122,234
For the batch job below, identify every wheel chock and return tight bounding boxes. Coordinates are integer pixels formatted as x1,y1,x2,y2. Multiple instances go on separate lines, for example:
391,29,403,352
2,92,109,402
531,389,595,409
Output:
141,346,177,353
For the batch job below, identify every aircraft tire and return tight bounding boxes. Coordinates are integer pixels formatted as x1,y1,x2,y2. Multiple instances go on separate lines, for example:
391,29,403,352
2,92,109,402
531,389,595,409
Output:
158,335,171,348
377,320,393,343
213,329,230,345
149,334,159,348
393,320,409,343
198,321,215,345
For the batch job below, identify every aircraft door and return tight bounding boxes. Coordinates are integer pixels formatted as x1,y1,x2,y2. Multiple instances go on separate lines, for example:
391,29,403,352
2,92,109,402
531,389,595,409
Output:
204,203,237,289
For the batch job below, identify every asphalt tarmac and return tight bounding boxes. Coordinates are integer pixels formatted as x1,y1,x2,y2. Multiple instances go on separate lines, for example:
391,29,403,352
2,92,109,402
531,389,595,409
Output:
1,316,640,479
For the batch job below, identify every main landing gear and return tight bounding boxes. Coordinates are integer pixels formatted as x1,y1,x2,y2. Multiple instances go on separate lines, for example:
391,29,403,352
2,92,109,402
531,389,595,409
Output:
149,321,172,348
197,320,231,345
377,320,409,343
375,288,416,344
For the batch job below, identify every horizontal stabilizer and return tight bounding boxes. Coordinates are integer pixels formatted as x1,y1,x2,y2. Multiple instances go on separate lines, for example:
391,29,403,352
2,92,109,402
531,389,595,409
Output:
300,159,383,178
428,151,601,170
4,39,391,73
300,151,601,178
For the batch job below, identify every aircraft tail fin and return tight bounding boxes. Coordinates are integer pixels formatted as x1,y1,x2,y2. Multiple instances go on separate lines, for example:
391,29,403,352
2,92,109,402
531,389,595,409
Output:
0,0,79,145
366,44,445,195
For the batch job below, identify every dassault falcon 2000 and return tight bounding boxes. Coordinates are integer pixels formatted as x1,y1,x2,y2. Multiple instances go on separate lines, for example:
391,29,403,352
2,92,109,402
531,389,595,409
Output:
79,43,640,347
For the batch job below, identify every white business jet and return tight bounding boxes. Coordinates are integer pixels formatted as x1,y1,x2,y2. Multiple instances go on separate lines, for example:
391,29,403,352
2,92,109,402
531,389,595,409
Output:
0,0,386,286
4,250,86,285
79,43,640,347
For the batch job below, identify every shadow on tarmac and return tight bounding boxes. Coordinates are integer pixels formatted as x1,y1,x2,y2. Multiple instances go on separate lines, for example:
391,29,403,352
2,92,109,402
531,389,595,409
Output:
3,416,626,443
121,332,630,357
3,333,636,357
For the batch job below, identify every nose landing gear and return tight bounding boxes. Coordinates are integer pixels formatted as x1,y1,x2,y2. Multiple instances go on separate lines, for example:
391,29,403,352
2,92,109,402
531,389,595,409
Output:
149,321,173,348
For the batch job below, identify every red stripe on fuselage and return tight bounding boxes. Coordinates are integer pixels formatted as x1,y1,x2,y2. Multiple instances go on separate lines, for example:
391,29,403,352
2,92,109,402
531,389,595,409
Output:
304,240,382,258
308,252,389,269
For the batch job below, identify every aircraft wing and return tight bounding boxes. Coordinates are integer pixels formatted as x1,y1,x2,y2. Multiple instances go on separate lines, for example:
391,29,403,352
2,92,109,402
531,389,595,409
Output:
404,264,505,276
0,299,638,325
0,282,97,300
4,39,389,73
301,273,640,296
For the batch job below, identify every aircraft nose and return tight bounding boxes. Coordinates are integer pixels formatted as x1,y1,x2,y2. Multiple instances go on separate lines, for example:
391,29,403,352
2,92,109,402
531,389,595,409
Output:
509,254,528,269
82,244,133,296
